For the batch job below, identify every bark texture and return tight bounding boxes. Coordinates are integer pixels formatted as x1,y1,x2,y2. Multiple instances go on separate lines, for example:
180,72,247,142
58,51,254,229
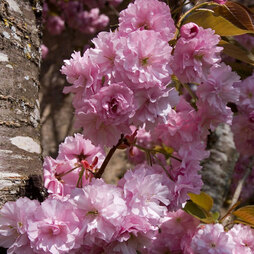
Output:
0,0,44,208
201,124,239,212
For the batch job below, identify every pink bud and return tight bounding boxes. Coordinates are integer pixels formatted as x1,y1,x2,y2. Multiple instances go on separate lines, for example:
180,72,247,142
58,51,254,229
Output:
180,22,199,39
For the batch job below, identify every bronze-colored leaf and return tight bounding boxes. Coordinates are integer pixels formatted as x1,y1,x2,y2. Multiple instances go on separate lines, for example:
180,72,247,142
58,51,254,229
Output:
233,205,254,226
234,219,254,227
214,5,247,31
182,2,254,36
183,8,253,36
225,2,254,31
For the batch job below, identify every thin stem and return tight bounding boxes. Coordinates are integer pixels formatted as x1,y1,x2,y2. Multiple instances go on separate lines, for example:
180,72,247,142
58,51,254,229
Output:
219,201,240,224
171,1,191,15
55,165,80,179
76,166,85,188
220,157,254,226
183,83,198,100
177,1,218,27
230,157,254,209
108,4,119,17
153,155,174,181
134,144,182,162
94,134,125,178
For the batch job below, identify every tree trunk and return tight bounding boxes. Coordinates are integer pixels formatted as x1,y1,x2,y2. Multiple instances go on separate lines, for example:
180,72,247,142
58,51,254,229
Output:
201,124,239,212
0,0,44,208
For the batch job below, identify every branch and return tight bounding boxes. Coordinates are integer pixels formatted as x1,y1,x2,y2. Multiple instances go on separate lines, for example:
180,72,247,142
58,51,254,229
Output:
94,134,124,178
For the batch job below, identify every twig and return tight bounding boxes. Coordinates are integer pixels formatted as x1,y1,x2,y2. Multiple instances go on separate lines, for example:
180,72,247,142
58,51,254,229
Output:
55,165,80,179
220,156,254,227
230,156,254,209
94,134,124,178
177,1,218,27
153,155,174,181
134,144,182,162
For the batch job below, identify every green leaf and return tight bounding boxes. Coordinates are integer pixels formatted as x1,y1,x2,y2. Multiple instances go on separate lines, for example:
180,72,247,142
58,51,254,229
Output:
183,4,254,36
233,205,254,226
183,201,215,224
219,39,254,65
183,201,207,219
212,211,220,222
188,192,214,213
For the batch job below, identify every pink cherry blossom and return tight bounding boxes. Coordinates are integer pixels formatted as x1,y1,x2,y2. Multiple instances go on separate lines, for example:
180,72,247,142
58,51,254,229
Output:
57,133,105,166
148,210,199,253
61,51,101,108
173,23,222,83
191,224,234,254
105,214,155,253
75,8,109,34
118,0,176,41
0,197,39,252
115,30,173,90
27,199,82,254
44,134,104,195
196,63,240,131
127,126,152,164
89,31,122,83
180,22,199,39
197,63,240,110
131,87,175,130
75,83,135,147
228,224,254,254
152,107,201,151
71,178,127,247
118,165,170,225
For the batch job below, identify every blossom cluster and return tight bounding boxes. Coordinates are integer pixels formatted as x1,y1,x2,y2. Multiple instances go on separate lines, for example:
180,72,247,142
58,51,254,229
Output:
0,151,191,253
61,0,239,148
1,0,253,253
61,0,178,147
1,193,254,253
43,0,116,36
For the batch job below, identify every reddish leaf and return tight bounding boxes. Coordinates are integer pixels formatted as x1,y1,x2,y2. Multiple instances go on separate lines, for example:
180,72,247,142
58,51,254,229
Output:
225,2,254,31
233,205,254,226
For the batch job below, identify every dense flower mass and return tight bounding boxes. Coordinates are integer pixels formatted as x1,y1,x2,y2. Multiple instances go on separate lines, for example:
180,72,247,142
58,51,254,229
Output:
61,20,177,146
2,0,254,253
